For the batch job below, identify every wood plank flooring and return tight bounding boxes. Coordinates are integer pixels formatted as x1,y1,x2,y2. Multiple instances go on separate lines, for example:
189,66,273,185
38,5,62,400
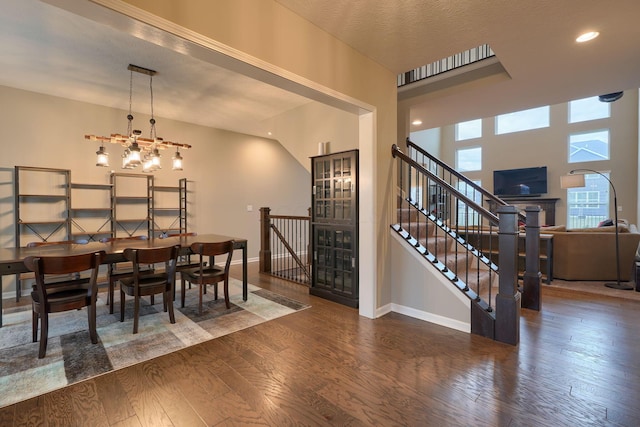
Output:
2,264,640,426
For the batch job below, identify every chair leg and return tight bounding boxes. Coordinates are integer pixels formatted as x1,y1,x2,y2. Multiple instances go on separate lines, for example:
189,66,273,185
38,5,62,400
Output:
198,283,203,316
133,294,140,334
120,289,125,322
38,312,48,359
32,306,38,343
109,277,115,314
214,283,218,300
180,276,186,308
223,278,230,309
88,303,98,344
166,291,175,324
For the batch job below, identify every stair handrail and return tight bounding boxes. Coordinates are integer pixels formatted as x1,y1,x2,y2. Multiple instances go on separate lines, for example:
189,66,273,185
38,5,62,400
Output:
406,138,509,209
392,144,498,225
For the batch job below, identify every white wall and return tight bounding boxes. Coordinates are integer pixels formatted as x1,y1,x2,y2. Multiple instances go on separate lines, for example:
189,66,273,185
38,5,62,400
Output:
265,102,360,171
0,85,313,295
388,232,470,332
439,91,639,226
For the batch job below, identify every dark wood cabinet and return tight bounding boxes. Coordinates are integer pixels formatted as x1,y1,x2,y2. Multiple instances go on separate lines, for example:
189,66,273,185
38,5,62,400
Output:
310,150,359,307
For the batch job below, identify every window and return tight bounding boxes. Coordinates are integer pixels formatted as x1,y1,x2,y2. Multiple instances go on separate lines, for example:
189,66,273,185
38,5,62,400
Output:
456,180,482,226
495,106,550,135
568,129,609,163
566,172,610,228
455,119,482,141
456,147,481,172
569,96,610,123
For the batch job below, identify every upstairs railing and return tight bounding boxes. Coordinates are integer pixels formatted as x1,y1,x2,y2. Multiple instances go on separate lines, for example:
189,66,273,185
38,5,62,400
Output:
397,44,495,87
259,207,311,285
392,143,540,345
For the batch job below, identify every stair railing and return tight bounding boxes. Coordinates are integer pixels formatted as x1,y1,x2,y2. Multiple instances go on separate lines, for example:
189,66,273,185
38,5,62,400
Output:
406,138,515,219
259,207,311,285
392,144,522,345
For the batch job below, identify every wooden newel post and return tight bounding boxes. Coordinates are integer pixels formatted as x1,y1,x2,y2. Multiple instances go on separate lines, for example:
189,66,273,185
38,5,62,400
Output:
496,205,521,346
259,207,271,273
522,206,541,311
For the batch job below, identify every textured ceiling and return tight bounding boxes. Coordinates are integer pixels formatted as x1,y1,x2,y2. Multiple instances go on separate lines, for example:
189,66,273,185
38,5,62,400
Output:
0,0,312,139
276,0,640,127
2,0,640,136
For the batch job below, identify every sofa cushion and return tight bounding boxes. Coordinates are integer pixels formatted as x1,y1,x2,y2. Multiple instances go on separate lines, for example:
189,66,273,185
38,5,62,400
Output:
569,225,630,233
540,225,566,232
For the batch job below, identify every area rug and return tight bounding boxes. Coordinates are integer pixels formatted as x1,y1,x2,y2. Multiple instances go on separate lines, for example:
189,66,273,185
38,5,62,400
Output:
0,278,309,408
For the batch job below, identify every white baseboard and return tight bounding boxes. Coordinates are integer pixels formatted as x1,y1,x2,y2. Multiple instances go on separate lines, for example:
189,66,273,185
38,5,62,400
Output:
374,300,470,333
390,303,471,333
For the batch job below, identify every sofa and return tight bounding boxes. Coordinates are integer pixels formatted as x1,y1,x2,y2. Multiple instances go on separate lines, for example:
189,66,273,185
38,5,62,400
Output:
541,224,640,281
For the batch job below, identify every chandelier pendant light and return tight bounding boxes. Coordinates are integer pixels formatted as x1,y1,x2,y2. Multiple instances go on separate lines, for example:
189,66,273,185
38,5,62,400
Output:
85,64,190,171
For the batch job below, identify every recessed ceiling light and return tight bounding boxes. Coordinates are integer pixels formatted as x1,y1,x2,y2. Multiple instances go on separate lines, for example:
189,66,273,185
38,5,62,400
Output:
267,131,272,136
412,119,422,126
576,31,599,43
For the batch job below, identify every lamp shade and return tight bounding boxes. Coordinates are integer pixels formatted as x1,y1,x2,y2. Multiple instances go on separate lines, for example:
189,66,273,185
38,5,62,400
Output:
560,173,586,189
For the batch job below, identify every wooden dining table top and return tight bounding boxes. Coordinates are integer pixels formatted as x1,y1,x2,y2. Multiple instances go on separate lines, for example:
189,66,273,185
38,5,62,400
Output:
0,234,246,266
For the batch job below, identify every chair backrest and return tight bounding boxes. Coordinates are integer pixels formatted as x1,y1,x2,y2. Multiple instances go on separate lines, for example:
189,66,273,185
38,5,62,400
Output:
26,239,88,248
23,251,105,303
24,251,105,276
99,235,148,243
123,245,180,280
190,240,234,272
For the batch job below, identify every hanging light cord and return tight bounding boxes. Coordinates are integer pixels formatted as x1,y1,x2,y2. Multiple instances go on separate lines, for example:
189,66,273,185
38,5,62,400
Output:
127,68,134,137
149,74,157,141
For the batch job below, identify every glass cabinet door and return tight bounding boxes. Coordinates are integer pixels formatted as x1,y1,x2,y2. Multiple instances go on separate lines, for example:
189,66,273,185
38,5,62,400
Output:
313,226,355,296
311,149,358,306
313,153,356,224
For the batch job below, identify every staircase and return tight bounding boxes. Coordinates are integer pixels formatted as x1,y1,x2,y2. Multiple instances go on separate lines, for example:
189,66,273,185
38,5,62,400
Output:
391,140,542,345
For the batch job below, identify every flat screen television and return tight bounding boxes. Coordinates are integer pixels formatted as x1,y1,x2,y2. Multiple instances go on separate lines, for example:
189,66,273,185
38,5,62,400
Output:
493,166,547,197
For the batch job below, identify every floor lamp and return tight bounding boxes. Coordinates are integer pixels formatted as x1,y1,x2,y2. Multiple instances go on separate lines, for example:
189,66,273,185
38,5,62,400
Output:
561,169,633,290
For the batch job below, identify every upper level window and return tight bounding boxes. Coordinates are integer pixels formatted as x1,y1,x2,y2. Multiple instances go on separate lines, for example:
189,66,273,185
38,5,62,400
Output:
569,96,610,123
568,129,609,163
495,106,550,135
456,147,481,172
455,119,482,141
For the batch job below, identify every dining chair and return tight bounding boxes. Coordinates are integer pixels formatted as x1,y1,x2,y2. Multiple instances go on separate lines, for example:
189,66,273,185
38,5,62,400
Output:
119,245,180,333
100,235,152,314
23,239,90,298
158,232,202,288
180,240,234,315
23,250,105,358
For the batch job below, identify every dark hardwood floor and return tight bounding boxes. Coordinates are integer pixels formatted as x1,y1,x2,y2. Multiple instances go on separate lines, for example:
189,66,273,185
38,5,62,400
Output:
2,264,640,426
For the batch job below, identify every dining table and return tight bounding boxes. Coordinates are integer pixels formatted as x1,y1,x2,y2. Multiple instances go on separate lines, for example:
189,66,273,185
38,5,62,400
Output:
0,233,248,327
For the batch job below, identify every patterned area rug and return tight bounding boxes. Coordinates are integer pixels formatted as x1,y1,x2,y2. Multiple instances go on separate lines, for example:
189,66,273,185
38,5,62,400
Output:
0,278,308,408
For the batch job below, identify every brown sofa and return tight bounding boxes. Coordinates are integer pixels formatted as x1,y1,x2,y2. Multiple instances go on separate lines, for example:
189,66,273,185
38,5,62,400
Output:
542,224,640,281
